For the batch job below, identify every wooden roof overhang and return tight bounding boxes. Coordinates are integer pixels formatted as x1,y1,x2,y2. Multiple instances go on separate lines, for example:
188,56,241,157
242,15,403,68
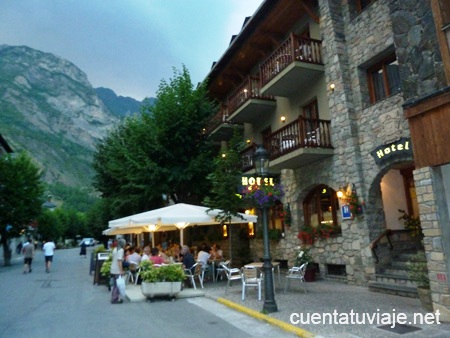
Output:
205,0,319,101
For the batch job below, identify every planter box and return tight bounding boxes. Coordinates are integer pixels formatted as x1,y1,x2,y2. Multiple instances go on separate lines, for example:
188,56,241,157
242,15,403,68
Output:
141,281,182,299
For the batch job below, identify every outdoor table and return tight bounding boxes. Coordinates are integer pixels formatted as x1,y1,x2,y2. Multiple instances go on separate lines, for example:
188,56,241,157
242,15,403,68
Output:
244,261,281,284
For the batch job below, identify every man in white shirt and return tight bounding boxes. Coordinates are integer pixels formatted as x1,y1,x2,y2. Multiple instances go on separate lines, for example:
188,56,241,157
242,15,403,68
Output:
43,239,56,273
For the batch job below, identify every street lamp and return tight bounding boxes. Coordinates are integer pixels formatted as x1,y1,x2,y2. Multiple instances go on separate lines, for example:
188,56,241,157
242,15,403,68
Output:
253,144,278,313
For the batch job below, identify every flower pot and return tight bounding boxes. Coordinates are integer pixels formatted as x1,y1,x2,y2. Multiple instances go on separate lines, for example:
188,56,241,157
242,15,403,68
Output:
417,287,433,312
304,268,316,282
141,281,182,299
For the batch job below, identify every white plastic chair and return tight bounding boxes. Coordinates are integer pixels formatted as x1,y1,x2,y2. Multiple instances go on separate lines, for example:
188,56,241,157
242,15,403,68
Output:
126,261,140,284
284,263,308,294
216,260,230,281
241,266,262,301
184,262,204,290
222,264,242,294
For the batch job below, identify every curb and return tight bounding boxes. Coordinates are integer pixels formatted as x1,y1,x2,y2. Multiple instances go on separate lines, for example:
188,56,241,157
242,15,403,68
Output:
216,297,316,338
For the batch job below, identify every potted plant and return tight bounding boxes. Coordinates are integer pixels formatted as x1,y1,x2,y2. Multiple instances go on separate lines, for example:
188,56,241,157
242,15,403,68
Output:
399,209,423,238
407,251,433,311
140,260,186,300
293,246,316,282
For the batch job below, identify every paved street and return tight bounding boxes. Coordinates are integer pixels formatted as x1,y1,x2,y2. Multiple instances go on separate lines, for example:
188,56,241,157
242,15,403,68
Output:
0,247,294,338
2,247,450,338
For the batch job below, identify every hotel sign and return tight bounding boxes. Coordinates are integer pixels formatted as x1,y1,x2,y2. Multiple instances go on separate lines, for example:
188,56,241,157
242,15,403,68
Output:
370,137,413,165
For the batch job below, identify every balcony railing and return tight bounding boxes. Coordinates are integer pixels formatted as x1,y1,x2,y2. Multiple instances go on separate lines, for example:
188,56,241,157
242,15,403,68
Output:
260,33,323,87
205,106,229,135
240,144,257,172
227,76,274,115
263,117,332,160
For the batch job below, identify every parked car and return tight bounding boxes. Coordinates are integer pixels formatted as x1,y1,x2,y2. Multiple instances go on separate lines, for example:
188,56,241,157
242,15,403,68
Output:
79,238,96,247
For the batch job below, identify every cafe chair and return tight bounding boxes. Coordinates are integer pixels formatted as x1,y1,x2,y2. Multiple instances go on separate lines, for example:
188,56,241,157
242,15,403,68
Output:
284,263,308,294
126,261,140,284
184,262,204,290
222,264,242,294
216,260,230,281
241,266,262,301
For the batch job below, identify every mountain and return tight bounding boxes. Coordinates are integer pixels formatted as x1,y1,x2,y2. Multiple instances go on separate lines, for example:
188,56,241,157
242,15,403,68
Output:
95,87,149,118
0,45,137,192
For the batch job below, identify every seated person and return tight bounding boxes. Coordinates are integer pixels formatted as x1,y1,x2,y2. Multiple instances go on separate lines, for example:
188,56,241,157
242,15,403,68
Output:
180,245,195,273
126,246,142,269
197,245,211,266
141,246,151,262
211,243,223,261
149,247,164,265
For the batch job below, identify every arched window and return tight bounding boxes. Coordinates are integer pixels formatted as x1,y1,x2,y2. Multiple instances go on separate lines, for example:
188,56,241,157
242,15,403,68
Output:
303,185,341,233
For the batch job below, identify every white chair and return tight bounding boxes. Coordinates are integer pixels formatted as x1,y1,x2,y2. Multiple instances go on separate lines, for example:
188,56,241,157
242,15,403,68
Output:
222,264,242,294
184,262,204,290
216,260,230,281
126,261,140,284
241,266,262,301
284,263,308,294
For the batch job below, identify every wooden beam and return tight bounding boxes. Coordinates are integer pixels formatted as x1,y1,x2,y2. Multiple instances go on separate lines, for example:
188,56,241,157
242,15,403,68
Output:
301,2,320,24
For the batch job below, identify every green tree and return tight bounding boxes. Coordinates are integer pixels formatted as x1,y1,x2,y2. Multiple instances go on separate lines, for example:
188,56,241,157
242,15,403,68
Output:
0,152,45,265
203,130,246,223
93,66,216,218
36,209,63,243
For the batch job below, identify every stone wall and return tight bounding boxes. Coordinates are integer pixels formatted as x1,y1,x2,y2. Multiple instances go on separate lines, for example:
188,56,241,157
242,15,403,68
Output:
414,167,450,321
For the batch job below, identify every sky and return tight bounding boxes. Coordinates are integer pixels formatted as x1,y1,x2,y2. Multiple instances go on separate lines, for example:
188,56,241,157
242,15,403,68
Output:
0,0,263,101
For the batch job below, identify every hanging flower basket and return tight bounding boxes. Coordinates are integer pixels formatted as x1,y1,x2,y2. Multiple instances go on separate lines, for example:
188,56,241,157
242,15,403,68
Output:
241,183,284,208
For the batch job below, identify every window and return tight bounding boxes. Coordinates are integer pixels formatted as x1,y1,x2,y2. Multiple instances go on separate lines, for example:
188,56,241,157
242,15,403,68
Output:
356,0,376,13
367,55,401,103
303,185,340,232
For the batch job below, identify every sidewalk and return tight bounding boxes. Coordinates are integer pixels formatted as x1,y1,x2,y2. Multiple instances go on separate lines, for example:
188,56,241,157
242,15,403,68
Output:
126,276,450,337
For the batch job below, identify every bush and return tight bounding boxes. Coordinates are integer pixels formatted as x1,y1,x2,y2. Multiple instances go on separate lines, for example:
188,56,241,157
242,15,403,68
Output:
407,251,430,289
139,261,186,283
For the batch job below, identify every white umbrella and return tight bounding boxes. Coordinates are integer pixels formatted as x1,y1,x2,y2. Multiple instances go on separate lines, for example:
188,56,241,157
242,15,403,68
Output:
105,203,258,246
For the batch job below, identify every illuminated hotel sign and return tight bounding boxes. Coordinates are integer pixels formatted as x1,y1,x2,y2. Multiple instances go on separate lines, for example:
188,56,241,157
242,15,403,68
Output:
241,176,276,187
370,137,413,165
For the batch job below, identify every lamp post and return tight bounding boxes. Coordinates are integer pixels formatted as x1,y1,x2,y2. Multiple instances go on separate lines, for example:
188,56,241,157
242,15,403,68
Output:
253,144,278,313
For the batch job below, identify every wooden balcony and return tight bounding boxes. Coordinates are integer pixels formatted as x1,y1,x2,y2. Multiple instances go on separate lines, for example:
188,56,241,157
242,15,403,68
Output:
240,144,257,173
227,76,276,123
263,117,333,170
205,106,243,142
260,33,324,97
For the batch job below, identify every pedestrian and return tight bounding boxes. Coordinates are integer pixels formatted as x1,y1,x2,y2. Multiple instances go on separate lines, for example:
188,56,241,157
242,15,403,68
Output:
42,239,56,273
110,238,125,304
16,241,23,255
23,238,34,274
79,240,87,258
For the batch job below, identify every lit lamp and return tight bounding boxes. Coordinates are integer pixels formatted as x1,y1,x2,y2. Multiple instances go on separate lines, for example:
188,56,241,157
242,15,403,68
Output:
248,222,255,238
336,190,344,199
253,144,278,313
280,115,286,123
329,83,335,92
222,224,228,239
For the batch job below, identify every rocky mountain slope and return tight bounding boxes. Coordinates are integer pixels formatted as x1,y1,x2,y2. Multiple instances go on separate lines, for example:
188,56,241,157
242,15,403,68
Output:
0,45,145,190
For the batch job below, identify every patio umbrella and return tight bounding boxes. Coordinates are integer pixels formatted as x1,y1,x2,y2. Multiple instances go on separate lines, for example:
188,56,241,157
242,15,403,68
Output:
105,203,258,246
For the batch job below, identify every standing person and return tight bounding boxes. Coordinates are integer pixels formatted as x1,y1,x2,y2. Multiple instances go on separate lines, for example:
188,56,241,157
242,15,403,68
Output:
79,240,87,258
23,238,34,274
43,239,56,273
110,238,125,304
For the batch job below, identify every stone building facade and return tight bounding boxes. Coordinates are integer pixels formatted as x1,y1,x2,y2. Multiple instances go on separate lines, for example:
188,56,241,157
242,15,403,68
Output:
204,0,450,320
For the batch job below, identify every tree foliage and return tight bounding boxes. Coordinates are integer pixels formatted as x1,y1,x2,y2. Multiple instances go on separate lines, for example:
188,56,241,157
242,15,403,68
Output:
203,130,246,223
0,152,45,264
93,66,217,218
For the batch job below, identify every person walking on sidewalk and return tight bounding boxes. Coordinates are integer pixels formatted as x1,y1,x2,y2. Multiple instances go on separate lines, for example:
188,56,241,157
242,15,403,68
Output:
110,238,125,304
23,238,34,274
43,239,56,273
